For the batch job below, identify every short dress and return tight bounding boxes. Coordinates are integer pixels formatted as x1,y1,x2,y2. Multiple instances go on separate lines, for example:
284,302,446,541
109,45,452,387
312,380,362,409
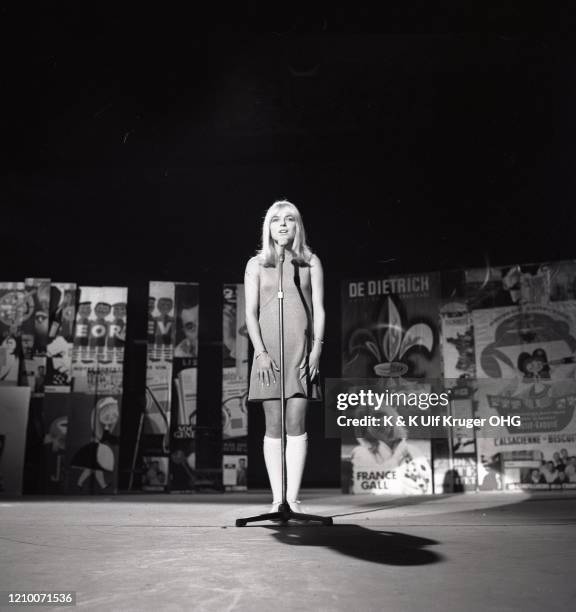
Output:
247,255,321,402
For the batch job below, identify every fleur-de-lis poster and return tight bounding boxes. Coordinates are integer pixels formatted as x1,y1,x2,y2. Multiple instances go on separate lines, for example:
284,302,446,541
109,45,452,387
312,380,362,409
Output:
342,273,442,380
340,273,441,495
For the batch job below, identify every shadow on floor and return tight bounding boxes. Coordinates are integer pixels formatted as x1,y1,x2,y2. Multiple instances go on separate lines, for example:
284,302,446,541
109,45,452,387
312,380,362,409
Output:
329,493,458,518
262,524,442,566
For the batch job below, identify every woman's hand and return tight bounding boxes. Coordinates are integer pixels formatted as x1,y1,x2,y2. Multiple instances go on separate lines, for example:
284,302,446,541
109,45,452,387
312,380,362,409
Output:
256,352,279,386
308,346,321,381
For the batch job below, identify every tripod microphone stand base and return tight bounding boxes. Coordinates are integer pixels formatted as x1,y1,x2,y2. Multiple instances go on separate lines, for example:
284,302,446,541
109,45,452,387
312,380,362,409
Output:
236,502,333,527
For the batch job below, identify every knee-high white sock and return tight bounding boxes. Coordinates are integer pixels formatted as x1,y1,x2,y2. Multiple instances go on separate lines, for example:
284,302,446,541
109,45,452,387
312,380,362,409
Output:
286,432,308,503
263,436,283,503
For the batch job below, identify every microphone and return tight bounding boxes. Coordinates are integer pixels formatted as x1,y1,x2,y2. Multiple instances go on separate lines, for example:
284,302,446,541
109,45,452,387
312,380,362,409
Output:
278,243,285,263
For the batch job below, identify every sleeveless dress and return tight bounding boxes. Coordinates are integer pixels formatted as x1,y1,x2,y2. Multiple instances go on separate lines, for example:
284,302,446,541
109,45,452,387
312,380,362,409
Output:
248,255,321,402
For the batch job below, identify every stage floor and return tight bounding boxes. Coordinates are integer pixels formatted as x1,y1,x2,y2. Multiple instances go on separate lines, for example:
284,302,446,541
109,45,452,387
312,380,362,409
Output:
1,490,575,611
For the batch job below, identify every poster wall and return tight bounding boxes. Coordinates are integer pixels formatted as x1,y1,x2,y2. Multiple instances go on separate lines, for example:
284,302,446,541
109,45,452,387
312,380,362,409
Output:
340,274,441,494
222,284,249,491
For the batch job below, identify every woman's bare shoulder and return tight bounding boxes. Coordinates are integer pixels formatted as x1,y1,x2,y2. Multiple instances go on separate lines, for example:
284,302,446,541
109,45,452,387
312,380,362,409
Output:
309,253,322,267
245,255,262,274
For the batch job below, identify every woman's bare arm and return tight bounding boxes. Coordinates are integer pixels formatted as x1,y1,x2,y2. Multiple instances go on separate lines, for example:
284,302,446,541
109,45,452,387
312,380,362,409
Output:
244,257,278,385
308,254,325,379
244,257,266,354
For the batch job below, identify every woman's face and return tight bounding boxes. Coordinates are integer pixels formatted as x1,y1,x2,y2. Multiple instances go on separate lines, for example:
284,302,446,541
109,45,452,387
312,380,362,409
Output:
100,403,119,427
269,209,297,245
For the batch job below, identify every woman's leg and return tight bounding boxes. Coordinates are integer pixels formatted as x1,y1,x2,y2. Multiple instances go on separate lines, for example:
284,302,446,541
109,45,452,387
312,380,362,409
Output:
77,468,91,487
262,400,282,504
95,470,108,489
285,397,308,503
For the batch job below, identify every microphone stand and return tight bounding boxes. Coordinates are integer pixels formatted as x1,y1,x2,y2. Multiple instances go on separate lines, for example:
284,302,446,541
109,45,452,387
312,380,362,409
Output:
236,245,332,526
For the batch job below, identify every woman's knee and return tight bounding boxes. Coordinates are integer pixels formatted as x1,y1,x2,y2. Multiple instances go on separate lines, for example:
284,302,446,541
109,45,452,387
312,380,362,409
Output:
265,423,282,438
264,413,282,437
263,401,282,437
285,417,306,436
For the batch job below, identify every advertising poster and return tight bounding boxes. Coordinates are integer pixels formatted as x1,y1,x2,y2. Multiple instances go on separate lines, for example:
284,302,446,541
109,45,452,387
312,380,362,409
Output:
23,278,51,356
141,281,199,492
65,393,121,494
539,260,576,302
144,282,175,457
439,302,478,484
0,282,27,386
169,282,199,492
21,278,51,397
223,454,247,490
45,282,77,392
339,377,434,495
340,273,440,495
465,264,549,311
222,284,249,490
141,456,169,491
477,434,576,491
71,286,128,396
440,303,476,382
473,302,576,489
41,393,71,493
433,451,478,493
0,387,31,495
342,273,442,379
432,393,478,492
473,302,576,435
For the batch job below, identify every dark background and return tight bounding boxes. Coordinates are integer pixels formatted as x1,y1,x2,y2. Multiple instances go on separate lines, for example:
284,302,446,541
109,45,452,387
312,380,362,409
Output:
2,9,575,488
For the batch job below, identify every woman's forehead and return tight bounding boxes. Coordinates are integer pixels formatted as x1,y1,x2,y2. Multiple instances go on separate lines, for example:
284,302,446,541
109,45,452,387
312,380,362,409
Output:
271,206,296,217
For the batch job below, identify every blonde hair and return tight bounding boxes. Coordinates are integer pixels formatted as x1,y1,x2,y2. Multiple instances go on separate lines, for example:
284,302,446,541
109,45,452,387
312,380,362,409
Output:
257,200,313,266
91,397,119,440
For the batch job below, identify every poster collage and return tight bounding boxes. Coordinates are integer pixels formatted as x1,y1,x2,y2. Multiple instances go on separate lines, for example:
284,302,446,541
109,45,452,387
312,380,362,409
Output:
0,276,231,496
341,260,576,494
0,280,127,495
2,259,575,497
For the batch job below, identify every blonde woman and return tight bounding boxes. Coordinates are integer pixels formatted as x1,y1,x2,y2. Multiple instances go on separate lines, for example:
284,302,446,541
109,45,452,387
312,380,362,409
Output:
245,200,324,512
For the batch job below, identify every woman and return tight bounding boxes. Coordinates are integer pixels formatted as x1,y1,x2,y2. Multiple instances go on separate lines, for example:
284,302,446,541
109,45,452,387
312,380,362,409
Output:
245,200,324,512
71,396,120,490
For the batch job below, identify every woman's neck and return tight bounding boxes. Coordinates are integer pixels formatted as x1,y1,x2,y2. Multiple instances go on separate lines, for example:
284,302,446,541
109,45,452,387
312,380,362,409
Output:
274,242,294,257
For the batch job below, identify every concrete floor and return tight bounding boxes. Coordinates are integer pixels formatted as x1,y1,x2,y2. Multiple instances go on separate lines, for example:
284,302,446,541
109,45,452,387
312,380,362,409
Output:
0,490,575,611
